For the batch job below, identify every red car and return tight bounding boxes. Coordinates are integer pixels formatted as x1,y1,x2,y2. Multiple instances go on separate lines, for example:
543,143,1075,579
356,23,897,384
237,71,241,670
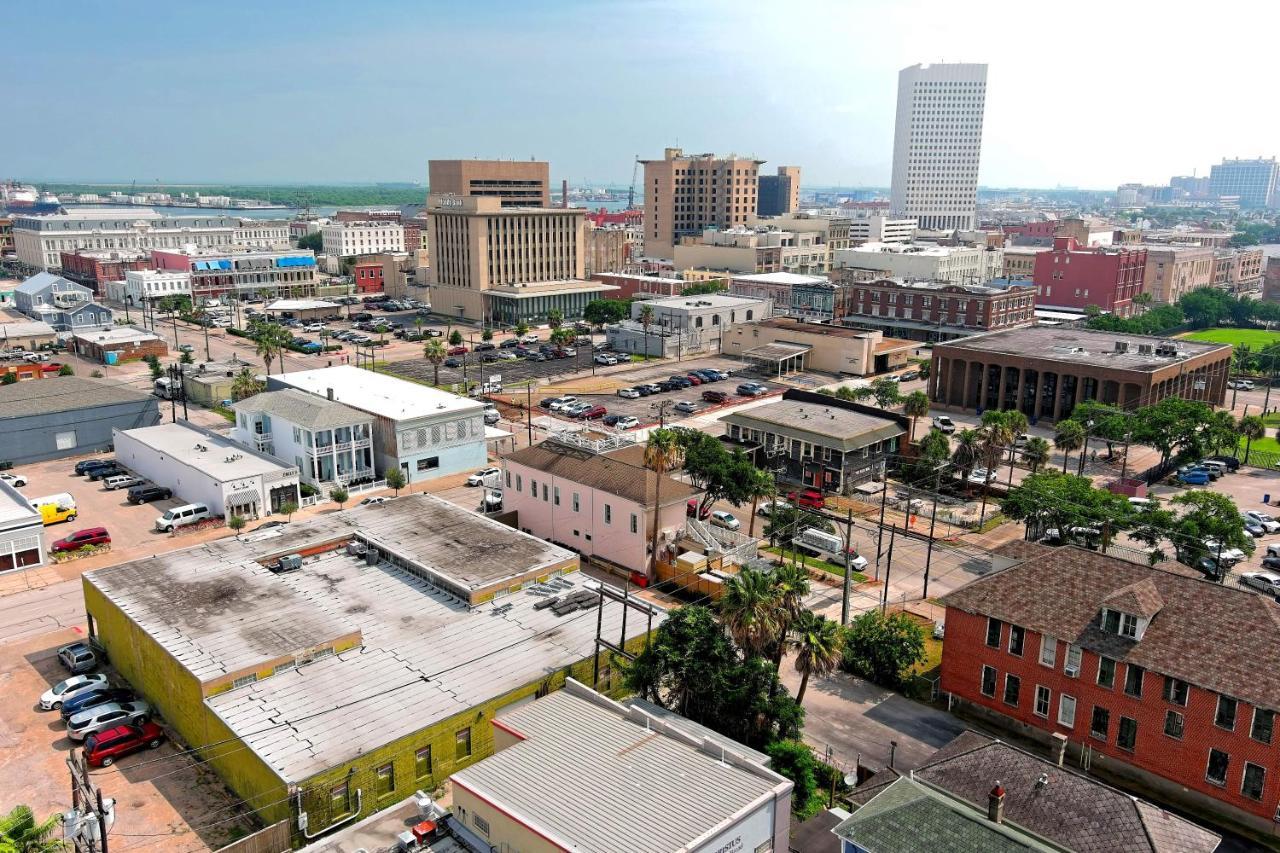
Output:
701,390,729,404
788,489,826,509
684,373,702,385
84,722,166,767
578,405,607,420
51,527,110,553
686,498,711,520
447,345,468,356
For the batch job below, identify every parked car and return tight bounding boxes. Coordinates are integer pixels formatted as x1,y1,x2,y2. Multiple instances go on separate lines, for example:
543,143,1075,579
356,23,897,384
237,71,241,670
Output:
701,390,729,404
549,397,579,413
1177,469,1210,486
966,467,997,485
789,488,826,509
60,687,136,721
1204,540,1247,564
0,472,27,487
497,351,518,360
638,383,663,396
75,459,114,476
710,510,741,531
686,499,711,520
757,499,792,517
899,369,920,381
1267,543,1280,559
484,409,501,425
67,701,152,742
177,344,194,353
358,496,390,506
564,402,593,417
614,416,639,430
444,357,462,368
617,387,641,399
52,527,111,553
40,673,110,711
127,484,172,504
602,414,622,427
1207,455,1241,472
86,463,125,482
673,400,698,414
154,503,213,532
736,382,767,397
1228,379,1256,391
447,346,468,356
1244,510,1280,534
1242,571,1280,596
594,354,618,366
578,405,607,420
499,338,520,348
84,723,166,768
474,342,496,352
466,467,501,486
103,474,141,491
528,352,548,362
1243,516,1267,538
632,385,653,396
58,642,99,674
684,373,702,386
932,416,956,434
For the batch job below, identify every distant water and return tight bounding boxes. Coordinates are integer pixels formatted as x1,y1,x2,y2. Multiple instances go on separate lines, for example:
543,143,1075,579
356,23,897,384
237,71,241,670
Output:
64,198,634,218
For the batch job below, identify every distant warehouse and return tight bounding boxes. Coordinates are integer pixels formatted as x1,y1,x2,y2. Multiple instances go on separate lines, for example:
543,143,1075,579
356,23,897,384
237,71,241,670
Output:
0,377,160,465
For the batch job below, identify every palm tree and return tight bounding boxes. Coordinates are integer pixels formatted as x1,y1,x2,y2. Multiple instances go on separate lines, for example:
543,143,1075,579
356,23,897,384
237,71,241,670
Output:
254,326,282,376
1054,420,1086,473
231,367,263,401
547,308,564,330
950,428,982,481
769,562,811,671
719,567,779,658
423,338,447,386
639,304,655,361
0,805,65,853
1240,414,1266,464
1022,436,1051,473
790,611,843,706
902,390,930,444
744,467,775,538
642,428,684,573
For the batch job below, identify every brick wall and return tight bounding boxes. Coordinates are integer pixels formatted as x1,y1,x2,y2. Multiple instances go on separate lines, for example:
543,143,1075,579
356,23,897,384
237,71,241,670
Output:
941,606,1280,825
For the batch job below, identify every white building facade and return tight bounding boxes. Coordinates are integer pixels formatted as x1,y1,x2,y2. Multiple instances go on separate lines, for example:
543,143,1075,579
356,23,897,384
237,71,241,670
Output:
833,242,1003,284
11,208,240,269
232,220,291,251
231,389,375,488
849,215,918,245
320,221,405,258
105,269,192,307
889,63,988,231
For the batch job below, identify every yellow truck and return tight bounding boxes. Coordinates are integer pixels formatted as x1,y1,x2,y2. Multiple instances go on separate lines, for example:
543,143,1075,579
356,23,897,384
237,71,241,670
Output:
28,493,78,526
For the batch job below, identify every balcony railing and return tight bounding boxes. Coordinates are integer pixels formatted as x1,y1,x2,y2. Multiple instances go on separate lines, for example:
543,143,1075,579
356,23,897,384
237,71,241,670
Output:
309,437,371,455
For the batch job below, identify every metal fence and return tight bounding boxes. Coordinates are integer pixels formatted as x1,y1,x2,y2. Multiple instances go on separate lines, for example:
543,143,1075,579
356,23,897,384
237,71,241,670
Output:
299,478,388,508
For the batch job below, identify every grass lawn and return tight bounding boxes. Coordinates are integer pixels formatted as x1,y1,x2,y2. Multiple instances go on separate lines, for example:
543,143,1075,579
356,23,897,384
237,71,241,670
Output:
1235,412,1280,456
1182,327,1280,349
763,546,868,583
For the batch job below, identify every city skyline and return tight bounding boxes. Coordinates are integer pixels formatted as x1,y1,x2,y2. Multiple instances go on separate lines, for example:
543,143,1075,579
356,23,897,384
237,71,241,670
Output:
4,0,1278,189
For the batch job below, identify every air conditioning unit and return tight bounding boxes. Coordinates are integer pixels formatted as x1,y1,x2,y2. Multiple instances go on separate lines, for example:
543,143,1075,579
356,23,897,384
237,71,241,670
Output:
1137,344,1154,355
1064,665,1079,678
1114,341,1130,353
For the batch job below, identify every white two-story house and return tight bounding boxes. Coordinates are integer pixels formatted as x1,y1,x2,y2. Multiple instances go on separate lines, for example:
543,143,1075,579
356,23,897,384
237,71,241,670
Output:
232,388,375,488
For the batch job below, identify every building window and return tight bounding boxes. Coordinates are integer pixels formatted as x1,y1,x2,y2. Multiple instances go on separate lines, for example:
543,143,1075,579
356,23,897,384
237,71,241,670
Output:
1058,695,1076,728
1216,695,1238,731
505,470,511,488
1003,674,1020,707
1167,701,1182,737
1007,625,1025,657
1117,716,1138,751
1097,657,1116,689
1252,708,1275,745
1064,645,1082,677
376,762,395,797
1034,685,1050,718
530,478,537,496
1163,677,1189,706
1243,762,1266,801
541,483,548,501
1091,706,1110,741
553,487,560,506
985,617,1001,648
980,665,996,697
1206,749,1230,786
456,728,472,760
416,457,439,472
572,492,580,512
330,782,350,816
1123,665,1144,698
1039,635,1056,667
630,513,638,534
604,504,612,524
55,430,77,450
472,815,490,837
232,674,257,689
515,474,522,492
415,746,432,779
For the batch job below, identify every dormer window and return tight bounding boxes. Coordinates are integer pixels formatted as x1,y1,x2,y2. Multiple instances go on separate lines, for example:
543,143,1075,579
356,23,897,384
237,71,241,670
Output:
1103,609,1139,639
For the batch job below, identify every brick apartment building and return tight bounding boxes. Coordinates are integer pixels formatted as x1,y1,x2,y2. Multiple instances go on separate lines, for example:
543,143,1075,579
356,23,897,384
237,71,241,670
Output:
59,250,154,295
1144,245,1215,304
1212,247,1265,293
941,543,1280,837
1032,237,1147,316
352,258,384,294
828,270,1036,342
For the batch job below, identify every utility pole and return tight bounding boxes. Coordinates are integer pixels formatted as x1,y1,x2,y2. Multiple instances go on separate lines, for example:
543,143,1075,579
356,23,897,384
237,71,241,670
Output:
66,748,111,853
167,364,178,422
923,466,942,600
526,382,533,446
881,523,898,615
840,507,855,625
873,480,889,581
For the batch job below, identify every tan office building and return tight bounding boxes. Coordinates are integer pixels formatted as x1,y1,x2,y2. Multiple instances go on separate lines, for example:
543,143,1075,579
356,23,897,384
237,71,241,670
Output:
642,147,763,260
427,159,550,208
425,194,614,325
722,317,913,377
1142,245,1214,304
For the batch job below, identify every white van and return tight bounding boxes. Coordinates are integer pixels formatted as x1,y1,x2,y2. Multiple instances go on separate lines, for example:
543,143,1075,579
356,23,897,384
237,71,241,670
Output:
795,527,869,572
155,503,212,532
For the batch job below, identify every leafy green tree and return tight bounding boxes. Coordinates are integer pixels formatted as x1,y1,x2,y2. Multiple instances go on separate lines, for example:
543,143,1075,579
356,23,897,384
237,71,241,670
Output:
227,514,246,538
680,279,728,296
582,298,630,328
385,468,407,496
279,500,299,522
1069,401,1130,458
547,308,564,329
329,486,349,509
905,428,951,485
1000,471,1131,547
790,611,843,706
764,506,832,546
766,741,819,812
296,232,323,251
1240,414,1267,464
1131,397,1216,467
179,349,194,365
673,429,756,516
1,373,17,385
835,385,874,403
769,562,811,671
481,327,494,342
144,353,163,379
0,805,66,853
448,329,463,346
841,611,926,690
1171,490,1254,564
1054,420,1085,473
57,364,74,376
1127,500,1177,566
902,390,930,443
1021,436,1051,473
743,466,775,538
231,367,263,401
870,377,902,409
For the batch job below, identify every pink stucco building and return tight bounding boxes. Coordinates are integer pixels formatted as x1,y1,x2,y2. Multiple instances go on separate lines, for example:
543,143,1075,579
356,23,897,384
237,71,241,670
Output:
502,439,700,580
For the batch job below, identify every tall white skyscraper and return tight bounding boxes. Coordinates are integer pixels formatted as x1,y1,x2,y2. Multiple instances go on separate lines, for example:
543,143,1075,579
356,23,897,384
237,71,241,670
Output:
889,62,988,231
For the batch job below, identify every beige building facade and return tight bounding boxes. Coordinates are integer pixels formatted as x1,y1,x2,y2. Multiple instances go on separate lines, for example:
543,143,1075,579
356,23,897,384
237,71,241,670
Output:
425,194,612,325
1002,245,1049,280
1142,245,1214,304
642,148,763,259
722,317,912,376
584,225,631,276
1212,247,1264,292
427,159,550,207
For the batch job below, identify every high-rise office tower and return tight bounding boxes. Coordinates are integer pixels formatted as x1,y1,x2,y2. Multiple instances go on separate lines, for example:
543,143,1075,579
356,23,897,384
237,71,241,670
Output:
641,148,763,259
428,160,551,208
889,63,987,231
1209,158,1278,209
757,166,801,216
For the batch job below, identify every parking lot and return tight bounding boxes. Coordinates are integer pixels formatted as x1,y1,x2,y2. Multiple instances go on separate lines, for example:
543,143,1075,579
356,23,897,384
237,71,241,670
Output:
0,630,255,851
384,332,612,389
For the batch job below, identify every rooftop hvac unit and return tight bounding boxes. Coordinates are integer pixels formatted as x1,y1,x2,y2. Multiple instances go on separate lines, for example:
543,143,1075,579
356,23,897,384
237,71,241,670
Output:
364,547,378,566
1114,341,1130,353
1137,344,1154,355
346,541,367,556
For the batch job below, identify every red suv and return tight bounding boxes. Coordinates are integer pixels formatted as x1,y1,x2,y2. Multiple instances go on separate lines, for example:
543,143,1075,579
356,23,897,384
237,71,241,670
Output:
788,489,826,509
701,390,729,404
51,527,110,553
84,722,166,767
684,374,703,385
578,405,607,420
447,345,468,356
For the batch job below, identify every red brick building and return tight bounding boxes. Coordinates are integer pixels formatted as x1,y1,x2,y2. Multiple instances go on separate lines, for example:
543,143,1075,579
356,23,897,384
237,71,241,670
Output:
941,543,1280,836
591,272,686,299
59,250,153,295
352,258,385,293
585,207,642,228
828,271,1037,342
1032,237,1147,317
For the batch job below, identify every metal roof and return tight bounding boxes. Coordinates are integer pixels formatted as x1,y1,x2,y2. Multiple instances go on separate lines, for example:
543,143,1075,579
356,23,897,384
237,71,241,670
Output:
233,389,370,431
271,366,483,422
720,399,904,451
0,376,153,419
452,683,790,853
119,420,295,481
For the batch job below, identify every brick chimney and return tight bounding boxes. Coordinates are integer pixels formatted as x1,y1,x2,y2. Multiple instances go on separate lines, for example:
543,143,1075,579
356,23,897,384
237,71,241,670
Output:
988,781,1006,824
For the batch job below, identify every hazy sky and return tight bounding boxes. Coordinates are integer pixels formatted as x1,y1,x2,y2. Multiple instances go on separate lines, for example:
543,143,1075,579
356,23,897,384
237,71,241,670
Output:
5,0,1277,189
